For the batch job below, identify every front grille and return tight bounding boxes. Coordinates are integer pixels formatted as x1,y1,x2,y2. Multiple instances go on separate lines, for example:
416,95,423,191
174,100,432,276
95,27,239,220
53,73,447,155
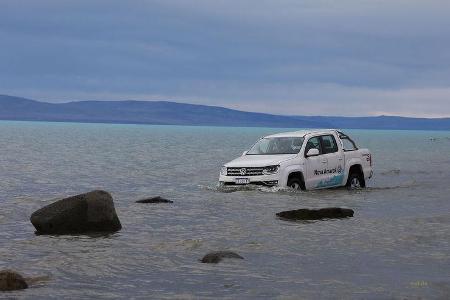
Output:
227,167,263,176
223,181,278,186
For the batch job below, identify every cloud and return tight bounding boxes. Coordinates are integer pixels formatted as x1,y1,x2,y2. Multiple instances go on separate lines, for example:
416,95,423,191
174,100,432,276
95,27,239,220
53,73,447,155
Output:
0,0,449,116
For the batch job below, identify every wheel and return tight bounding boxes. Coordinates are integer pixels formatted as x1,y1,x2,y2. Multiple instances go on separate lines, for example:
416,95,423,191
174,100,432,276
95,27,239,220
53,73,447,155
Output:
287,177,303,190
346,172,365,189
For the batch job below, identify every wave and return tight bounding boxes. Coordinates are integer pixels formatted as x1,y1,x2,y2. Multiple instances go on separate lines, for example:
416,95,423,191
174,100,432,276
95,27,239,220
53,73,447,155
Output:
366,181,417,191
201,181,418,194
380,169,401,175
378,169,446,176
200,183,301,194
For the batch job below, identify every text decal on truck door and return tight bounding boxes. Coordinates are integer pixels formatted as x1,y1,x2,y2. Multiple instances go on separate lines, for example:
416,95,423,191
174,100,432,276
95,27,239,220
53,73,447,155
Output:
314,165,343,176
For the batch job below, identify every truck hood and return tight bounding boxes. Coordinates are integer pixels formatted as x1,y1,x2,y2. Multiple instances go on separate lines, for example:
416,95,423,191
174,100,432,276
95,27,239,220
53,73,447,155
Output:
225,154,297,167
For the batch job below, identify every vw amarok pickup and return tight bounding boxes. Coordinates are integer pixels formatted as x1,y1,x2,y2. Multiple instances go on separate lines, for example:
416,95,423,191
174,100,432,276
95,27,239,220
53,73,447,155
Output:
219,129,373,190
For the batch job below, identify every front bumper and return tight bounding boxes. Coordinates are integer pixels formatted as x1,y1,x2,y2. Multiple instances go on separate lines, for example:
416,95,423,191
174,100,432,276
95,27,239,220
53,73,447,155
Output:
218,174,280,186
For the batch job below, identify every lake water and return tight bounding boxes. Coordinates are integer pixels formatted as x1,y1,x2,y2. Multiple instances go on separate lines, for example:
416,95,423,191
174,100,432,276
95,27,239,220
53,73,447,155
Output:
1,121,449,299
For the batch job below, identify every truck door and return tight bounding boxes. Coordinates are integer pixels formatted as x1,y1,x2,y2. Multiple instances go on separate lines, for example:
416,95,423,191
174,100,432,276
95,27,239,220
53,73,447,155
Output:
318,134,345,188
304,136,328,189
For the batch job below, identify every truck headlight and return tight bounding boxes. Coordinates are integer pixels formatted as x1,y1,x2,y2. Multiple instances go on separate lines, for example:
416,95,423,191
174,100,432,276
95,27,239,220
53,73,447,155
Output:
220,166,227,176
262,165,280,175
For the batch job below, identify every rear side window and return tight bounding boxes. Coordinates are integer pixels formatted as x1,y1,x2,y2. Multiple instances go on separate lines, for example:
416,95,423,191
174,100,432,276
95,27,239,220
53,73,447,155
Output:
338,131,358,151
341,138,357,151
321,135,338,154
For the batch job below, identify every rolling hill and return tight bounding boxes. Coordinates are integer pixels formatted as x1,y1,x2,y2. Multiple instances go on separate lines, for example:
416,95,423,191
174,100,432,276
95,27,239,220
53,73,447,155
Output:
1,94,450,130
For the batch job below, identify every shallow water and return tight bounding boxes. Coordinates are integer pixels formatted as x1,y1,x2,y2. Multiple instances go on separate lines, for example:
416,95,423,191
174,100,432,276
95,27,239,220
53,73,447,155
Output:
0,121,449,299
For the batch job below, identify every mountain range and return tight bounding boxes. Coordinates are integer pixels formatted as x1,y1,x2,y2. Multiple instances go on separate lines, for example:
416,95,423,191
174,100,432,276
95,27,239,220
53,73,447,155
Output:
1,94,450,130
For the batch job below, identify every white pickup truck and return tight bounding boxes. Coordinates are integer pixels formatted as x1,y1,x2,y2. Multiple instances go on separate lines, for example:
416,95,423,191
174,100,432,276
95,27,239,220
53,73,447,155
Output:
219,129,373,190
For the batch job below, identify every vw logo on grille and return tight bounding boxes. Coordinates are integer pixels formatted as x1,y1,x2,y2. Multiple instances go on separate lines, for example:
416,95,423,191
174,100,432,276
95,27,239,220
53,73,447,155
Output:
239,168,247,175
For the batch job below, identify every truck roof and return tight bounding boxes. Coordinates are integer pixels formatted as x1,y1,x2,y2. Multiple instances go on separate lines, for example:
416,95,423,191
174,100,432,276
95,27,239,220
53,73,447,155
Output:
264,129,339,138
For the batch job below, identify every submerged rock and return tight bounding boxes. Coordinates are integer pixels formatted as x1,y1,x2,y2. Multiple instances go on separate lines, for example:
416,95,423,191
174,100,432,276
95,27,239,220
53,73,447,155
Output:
30,190,122,234
0,270,28,291
276,207,354,221
24,275,51,286
200,251,244,264
135,196,173,204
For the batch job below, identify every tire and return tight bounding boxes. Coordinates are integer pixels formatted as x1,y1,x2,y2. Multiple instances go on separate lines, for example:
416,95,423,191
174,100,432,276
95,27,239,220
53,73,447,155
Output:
346,172,365,189
287,177,303,190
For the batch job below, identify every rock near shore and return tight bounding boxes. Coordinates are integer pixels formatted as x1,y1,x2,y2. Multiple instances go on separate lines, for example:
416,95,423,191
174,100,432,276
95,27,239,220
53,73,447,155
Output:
135,196,173,204
0,270,28,291
200,251,244,264
276,207,354,221
30,190,122,234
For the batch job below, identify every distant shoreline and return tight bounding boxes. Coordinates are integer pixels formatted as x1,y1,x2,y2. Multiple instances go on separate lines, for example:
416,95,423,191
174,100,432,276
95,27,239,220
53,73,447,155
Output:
2,94,450,131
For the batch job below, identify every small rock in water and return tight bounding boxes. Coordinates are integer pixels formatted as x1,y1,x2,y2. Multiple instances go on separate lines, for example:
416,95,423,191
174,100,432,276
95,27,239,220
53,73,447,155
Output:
200,251,244,263
277,207,354,221
30,190,122,235
0,270,28,291
135,196,173,203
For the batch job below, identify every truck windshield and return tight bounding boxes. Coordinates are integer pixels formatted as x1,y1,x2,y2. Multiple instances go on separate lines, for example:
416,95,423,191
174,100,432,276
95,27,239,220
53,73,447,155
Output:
247,137,304,155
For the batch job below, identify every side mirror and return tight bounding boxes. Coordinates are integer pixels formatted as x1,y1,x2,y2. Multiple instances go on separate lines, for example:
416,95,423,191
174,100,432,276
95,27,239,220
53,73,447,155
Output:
306,148,320,157
242,150,248,156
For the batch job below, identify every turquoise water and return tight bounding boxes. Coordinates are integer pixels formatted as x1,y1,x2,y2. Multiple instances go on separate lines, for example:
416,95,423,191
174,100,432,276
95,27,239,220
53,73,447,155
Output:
1,121,449,299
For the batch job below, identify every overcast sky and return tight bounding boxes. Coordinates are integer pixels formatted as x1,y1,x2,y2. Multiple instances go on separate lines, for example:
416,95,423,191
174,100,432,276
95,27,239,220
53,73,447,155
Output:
1,0,450,117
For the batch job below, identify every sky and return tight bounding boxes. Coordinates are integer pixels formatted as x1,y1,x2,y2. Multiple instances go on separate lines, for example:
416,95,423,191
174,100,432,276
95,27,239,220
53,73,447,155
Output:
1,0,450,117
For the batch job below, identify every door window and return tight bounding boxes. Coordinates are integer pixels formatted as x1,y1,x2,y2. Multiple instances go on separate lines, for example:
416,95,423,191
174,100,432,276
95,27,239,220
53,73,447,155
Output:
305,136,322,156
321,135,338,154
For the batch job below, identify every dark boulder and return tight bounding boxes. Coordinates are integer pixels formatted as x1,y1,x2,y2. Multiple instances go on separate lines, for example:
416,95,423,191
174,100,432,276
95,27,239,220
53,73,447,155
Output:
200,251,244,264
135,196,173,204
0,270,28,291
277,207,354,221
30,190,122,234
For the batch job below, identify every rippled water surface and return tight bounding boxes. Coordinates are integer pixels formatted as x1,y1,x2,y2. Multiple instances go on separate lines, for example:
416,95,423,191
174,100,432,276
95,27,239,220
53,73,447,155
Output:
1,121,449,299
